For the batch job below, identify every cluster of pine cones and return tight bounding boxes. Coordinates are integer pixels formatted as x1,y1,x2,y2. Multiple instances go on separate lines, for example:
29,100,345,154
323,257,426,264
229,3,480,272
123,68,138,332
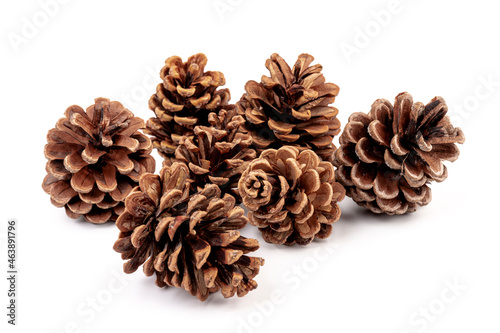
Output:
42,53,464,301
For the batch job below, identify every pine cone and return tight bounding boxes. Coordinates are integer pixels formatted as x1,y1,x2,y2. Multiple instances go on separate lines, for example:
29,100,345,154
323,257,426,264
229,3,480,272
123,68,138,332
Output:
42,98,155,223
333,92,465,215
113,162,264,301
236,53,341,162
175,106,257,201
239,146,345,246
145,53,231,160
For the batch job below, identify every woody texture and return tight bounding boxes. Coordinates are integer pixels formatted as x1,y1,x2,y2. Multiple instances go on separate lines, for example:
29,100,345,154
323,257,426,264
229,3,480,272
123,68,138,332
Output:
334,92,465,215
113,162,264,301
239,146,345,245
236,53,341,162
175,107,256,201
145,53,231,161
42,98,155,223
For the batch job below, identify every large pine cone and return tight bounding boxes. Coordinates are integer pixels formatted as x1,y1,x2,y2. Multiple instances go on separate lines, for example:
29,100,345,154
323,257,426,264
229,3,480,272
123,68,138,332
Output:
113,163,264,301
239,146,345,246
333,92,465,215
236,53,341,162
145,53,231,160
42,98,155,223
175,106,257,201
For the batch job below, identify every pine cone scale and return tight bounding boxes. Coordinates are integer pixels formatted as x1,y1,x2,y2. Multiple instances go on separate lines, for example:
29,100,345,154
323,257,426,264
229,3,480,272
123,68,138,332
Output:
237,54,341,162
334,92,464,215
145,54,231,161
175,108,256,202
239,146,345,245
114,163,264,301
43,98,155,223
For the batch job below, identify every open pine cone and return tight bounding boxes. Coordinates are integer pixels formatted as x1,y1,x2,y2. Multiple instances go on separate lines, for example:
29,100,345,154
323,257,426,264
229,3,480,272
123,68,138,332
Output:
42,98,155,223
239,146,345,246
113,162,264,301
334,92,465,215
175,106,256,201
145,53,231,161
236,53,341,162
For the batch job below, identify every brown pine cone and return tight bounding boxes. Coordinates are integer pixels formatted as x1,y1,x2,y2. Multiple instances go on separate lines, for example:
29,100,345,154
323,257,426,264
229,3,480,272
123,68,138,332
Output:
334,92,465,215
113,162,264,301
175,106,257,201
236,53,341,162
42,98,155,223
145,53,231,160
239,146,345,246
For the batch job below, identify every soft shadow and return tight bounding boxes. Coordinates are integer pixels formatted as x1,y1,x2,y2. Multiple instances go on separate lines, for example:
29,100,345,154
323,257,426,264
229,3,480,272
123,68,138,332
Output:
71,216,119,229
338,200,415,224
138,275,250,309
330,199,418,243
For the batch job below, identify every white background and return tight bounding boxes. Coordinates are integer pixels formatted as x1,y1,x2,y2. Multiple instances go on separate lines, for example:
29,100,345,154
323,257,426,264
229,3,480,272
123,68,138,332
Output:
1,0,499,332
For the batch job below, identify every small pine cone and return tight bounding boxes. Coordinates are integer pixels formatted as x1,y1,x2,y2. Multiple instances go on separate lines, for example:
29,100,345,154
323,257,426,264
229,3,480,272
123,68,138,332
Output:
145,53,231,160
113,163,264,301
236,53,341,162
239,146,345,246
42,98,155,223
333,92,465,215
175,106,257,201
